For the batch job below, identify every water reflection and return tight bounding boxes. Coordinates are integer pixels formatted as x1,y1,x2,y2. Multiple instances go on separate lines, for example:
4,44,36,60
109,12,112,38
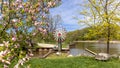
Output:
70,48,93,56
70,42,120,56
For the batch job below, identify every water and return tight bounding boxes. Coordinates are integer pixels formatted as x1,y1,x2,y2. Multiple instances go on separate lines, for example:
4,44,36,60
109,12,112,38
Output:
70,42,120,56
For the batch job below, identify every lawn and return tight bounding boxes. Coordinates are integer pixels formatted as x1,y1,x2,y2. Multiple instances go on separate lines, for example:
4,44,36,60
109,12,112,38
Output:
1,56,120,68
20,57,120,68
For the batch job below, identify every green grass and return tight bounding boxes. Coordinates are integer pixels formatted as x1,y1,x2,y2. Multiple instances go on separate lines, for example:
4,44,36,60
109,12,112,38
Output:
1,56,120,68
46,53,68,59
62,42,69,48
21,57,120,68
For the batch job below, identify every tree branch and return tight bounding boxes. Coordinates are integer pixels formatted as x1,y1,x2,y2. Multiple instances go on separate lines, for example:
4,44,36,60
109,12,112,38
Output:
88,0,106,21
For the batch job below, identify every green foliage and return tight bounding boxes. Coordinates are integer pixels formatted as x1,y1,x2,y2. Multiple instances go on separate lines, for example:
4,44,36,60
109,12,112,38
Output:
0,46,5,51
0,24,3,28
65,23,120,43
65,27,90,43
77,0,120,42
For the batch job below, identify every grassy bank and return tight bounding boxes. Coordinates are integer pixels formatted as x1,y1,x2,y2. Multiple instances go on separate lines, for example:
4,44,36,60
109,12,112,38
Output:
1,55,120,68
1,57,120,68
19,57,120,68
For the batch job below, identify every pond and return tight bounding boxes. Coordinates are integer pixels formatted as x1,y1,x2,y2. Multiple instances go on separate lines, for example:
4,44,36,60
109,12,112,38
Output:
70,42,120,56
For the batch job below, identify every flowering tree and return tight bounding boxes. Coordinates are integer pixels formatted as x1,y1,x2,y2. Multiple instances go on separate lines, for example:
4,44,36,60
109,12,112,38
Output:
0,0,61,67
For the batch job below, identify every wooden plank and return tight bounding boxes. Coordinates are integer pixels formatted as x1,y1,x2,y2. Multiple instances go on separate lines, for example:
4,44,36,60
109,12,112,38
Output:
42,49,53,58
62,48,69,51
85,48,97,55
37,43,56,48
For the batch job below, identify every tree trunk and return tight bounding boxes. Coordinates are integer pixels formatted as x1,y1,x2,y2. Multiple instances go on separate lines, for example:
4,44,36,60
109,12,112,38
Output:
105,0,110,54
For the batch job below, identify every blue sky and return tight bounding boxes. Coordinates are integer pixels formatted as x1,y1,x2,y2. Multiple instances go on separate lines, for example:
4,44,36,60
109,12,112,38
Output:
50,0,85,32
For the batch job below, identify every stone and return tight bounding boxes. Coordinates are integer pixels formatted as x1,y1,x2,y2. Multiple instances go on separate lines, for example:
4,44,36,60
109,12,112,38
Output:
118,56,120,59
111,54,118,58
67,54,73,57
56,52,61,56
95,53,109,60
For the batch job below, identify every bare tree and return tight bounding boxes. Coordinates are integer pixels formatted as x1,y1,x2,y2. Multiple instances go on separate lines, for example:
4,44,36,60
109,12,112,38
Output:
46,14,63,33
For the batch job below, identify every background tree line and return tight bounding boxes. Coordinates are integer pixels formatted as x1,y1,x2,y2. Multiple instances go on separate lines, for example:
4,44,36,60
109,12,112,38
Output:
65,23,120,44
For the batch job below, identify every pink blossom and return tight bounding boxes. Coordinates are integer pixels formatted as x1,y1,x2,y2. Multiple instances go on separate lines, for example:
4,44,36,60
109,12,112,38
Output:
12,19,18,23
43,29,47,33
38,28,43,31
29,53,34,57
32,16,36,20
16,7,19,10
24,8,29,12
51,1,56,7
3,41,9,47
15,44,20,48
3,50,8,56
34,21,39,26
43,29,47,35
12,36,16,41
32,32,36,36
47,1,52,7
0,51,4,56
18,5,23,8
16,0,22,3
28,10,31,13
3,1,9,5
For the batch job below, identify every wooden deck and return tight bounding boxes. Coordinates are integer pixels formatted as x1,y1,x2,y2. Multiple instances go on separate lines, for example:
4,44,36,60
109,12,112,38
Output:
37,43,69,52
36,47,69,52
35,43,70,58
37,43,56,48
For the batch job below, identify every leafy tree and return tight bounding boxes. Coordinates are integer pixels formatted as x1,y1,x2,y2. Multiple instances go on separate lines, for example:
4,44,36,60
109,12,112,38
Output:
78,0,120,53
66,25,120,43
